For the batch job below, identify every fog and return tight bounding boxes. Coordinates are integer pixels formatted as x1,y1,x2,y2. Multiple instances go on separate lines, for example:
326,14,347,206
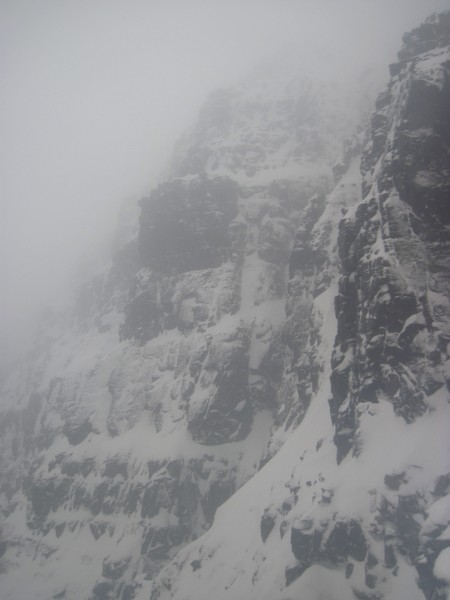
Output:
1,0,449,360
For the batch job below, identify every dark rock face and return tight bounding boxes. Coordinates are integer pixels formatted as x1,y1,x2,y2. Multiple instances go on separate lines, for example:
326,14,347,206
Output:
324,520,367,564
102,556,130,580
141,525,190,561
119,255,242,347
279,196,328,432
325,13,450,600
200,467,236,523
330,11,450,464
290,518,321,565
139,176,239,274
118,175,243,347
63,419,92,446
287,518,367,586
272,170,361,454
187,325,252,445
397,12,450,62
260,513,276,542
119,285,163,344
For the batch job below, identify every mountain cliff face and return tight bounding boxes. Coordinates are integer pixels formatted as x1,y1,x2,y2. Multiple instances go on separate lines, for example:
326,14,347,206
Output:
331,12,450,464
1,12,449,600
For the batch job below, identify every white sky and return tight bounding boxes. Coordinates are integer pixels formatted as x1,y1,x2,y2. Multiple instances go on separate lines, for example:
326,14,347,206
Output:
1,0,449,358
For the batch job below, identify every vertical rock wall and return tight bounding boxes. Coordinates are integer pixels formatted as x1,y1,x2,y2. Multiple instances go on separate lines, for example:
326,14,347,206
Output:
330,12,450,464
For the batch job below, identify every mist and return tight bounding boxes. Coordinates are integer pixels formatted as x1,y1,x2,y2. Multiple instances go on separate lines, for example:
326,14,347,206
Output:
1,0,449,360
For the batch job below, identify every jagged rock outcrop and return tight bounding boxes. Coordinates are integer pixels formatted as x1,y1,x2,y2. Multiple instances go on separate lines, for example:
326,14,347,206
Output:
330,11,450,463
